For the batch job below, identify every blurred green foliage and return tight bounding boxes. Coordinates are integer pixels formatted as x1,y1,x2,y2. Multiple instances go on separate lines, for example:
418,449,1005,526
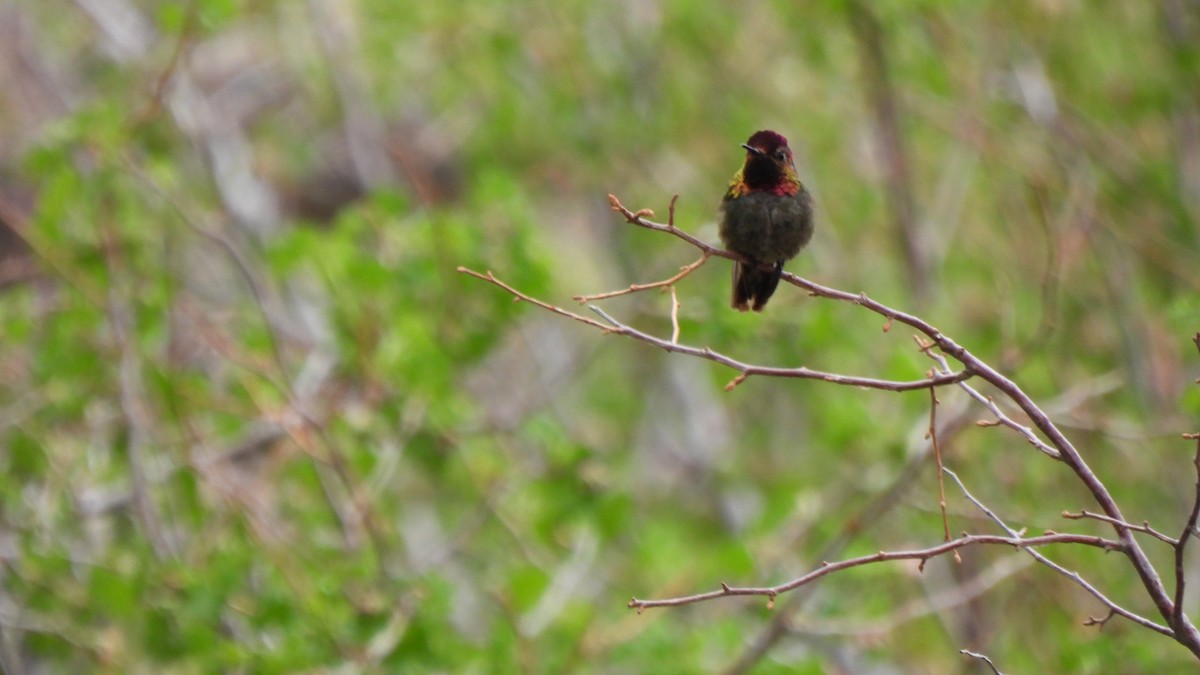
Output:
2,0,1200,672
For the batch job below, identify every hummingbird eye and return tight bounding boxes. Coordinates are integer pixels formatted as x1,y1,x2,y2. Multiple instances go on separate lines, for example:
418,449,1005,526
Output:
775,149,788,161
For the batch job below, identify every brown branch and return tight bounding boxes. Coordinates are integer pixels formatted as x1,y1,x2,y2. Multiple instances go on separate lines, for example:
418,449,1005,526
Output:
573,254,710,303
1062,510,1177,545
726,401,978,673
669,286,681,344
608,194,734,259
944,467,1172,637
459,267,973,394
960,649,1004,675
787,553,1032,637
459,268,622,333
1174,336,1200,633
627,533,1123,612
1085,609,1118,630
924,350,1060,459
491,194,1200,654
910,294,1193,645
857,303,1190,644
1174,440,1200,631
928,383,954,556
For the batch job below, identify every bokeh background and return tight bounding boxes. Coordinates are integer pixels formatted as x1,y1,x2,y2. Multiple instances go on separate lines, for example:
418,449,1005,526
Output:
2,0,1200,672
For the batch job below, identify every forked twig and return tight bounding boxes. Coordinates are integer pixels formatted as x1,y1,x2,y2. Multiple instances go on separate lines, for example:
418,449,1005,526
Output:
627,532,1122,612
944,467,1171,636
927,379,954,559
1062,510,1176,545
573,254,710,303
458,267,974,394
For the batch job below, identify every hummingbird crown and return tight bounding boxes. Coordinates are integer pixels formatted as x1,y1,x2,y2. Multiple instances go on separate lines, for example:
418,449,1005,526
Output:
745,130,789,154
730,129,800,197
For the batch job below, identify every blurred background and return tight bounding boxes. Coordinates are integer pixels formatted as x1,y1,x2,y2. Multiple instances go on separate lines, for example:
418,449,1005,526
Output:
2,0,1200,672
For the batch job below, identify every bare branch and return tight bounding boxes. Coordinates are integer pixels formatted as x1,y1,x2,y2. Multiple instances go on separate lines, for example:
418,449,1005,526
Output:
1174,335,1200,631
944,468,1173,637
669,286,681,344
478,195,1200,654
726,401,978,672
1062,510,1177,546
788,553,1032,637
459,267,612,332
459,267,974,394
1175,382,1200,630
925,350,1060,460
928,385,954,554
608,194,731,259
960,649,1004,675
573,254,710,303
605,198,1177,591
627,533,1123,612
1085,609,1118,630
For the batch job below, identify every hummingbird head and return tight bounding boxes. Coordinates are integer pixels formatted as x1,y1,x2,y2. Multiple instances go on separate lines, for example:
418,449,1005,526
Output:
739,130,797,190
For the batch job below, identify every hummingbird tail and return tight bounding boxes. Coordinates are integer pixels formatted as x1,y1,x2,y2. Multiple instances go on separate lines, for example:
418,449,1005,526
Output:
732,261,783,312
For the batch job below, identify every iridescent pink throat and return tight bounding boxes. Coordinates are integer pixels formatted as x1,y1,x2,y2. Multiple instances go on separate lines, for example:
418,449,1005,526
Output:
765,180,802,197
729,175,803,198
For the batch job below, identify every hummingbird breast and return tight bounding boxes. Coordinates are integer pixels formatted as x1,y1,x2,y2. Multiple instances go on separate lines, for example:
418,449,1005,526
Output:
718,188,814,264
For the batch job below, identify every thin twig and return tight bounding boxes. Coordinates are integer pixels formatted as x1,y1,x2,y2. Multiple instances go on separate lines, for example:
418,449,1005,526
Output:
1175,423,1200,631
960,649,1004,675
726,400,977,674
627,533,1122,612
928,384,954,556
461,267,626,333
1062,510,1177,545
818,281,1192,644
581,307,970,392
1175,334,1200,631
459,267,974,394
1085,609,1118,629
944,467,1172,637
787,553,1032,637
669,286,681,344
923,349,1060,460
574,254,710,303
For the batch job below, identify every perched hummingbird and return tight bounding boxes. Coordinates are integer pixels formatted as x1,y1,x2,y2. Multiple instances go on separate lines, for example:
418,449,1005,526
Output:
718,130,814,312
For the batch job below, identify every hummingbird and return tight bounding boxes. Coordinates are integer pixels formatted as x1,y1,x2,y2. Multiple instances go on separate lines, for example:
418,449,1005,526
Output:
718,130,814,312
